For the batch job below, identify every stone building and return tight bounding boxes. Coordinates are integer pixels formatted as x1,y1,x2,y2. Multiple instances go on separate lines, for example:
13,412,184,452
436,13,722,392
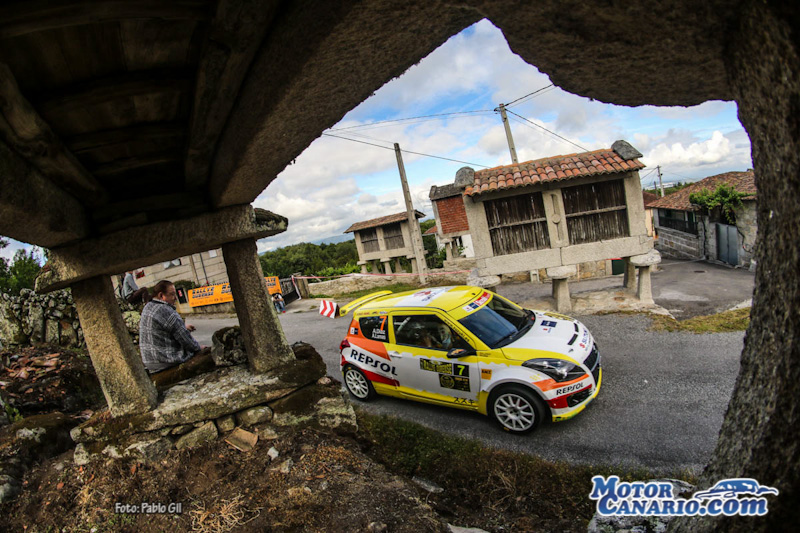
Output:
344,210,425,274
112,248,228,294
431,141,658,310
650,170,757,268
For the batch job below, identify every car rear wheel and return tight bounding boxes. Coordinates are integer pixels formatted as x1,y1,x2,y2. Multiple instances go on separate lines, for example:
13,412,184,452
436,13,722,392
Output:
489,385,547,434
343,365,376,401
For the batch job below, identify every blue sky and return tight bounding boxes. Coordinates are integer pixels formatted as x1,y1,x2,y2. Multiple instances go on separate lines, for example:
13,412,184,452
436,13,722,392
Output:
2,19,752,261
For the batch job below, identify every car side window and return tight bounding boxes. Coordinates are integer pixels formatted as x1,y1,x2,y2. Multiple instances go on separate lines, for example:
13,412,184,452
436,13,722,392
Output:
359,315,388,342
392,315,470,351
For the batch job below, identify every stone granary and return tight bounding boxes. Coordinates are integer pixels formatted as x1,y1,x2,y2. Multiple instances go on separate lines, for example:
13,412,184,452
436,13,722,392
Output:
0,3,798,530
438,143,659,311
344,210,425,274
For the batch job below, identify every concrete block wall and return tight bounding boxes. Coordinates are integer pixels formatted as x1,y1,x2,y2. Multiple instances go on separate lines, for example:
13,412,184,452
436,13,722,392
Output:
655,226,703,260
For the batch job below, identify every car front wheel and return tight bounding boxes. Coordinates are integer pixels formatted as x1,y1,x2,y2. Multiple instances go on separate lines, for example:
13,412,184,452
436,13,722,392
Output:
489,385,547,434
343,365,376,401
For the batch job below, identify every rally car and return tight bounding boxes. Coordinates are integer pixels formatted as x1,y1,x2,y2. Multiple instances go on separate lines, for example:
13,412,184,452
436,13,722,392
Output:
338,286,601,434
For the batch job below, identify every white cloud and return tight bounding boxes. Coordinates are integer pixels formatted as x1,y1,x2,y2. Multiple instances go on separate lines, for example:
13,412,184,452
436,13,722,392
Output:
252,19,750,252
644,131,731,167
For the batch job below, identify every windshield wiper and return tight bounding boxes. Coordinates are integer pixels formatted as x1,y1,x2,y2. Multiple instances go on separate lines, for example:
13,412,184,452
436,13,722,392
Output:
494,328,522,348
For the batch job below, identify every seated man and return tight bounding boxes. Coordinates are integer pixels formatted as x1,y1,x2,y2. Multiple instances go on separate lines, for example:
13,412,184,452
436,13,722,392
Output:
122,270,152,305
139,280,212,385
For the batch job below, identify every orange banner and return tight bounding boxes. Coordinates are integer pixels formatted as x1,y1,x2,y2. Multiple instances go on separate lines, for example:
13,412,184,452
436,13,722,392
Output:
187,277,281,307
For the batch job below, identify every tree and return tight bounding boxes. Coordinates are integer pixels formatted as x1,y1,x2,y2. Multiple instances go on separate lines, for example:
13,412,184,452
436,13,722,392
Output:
0,243,43,295
0,237,10,292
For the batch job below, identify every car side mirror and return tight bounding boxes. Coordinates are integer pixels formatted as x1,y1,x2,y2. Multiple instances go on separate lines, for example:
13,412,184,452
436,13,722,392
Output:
447,347,476,358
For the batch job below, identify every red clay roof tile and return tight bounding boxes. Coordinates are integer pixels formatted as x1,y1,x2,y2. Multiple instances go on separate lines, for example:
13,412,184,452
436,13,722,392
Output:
463,147,646,197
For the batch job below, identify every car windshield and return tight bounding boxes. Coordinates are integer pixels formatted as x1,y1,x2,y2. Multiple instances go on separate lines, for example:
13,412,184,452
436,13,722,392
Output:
458,294,531,348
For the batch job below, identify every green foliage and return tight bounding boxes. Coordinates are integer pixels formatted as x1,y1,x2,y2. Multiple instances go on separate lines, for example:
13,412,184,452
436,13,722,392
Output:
0,242,43,295
688,184,749,224
4,403,23,423
356,410,694,528
259,240,359,278
173,279,197,291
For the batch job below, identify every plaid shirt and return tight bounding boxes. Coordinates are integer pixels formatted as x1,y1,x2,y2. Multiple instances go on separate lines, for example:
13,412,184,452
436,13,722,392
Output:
139,299,200,373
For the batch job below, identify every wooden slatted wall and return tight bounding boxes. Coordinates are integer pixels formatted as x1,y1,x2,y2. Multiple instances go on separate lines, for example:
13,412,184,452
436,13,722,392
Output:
383,223,405,250
485,193,550,255
360,228,380,253
562,179,629,244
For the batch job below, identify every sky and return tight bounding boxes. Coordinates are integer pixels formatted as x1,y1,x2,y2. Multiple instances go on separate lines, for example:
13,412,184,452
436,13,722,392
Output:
1,19,752,262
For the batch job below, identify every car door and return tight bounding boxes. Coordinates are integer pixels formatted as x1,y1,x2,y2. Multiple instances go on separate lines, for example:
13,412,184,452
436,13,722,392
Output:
387,312,480,409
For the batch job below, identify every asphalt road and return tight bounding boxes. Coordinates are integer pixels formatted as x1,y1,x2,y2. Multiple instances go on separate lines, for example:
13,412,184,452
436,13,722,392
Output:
190,301,744,474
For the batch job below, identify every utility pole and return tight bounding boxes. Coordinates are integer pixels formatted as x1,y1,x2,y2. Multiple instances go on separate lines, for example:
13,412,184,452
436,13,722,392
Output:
394,143,427,283
496,103,519,164
657,165,665,197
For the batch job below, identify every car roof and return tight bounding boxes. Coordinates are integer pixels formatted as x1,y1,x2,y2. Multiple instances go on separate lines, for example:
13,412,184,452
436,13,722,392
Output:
356,285,487,314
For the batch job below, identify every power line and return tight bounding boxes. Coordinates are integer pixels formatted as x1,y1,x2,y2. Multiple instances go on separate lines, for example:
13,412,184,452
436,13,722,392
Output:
328,109,493,132
505,109,589,152
503,84,555,108
639,167,657,181
321,133,490,168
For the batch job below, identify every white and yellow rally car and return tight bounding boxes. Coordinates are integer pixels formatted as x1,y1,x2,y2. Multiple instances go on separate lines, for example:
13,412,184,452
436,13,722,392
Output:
338,286,601,434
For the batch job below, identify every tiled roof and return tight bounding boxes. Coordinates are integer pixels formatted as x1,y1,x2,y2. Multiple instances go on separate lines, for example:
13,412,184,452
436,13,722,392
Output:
343,210,425,233
463,148,645,196
648,170,756,211
423,224,438,235
642,191,659,207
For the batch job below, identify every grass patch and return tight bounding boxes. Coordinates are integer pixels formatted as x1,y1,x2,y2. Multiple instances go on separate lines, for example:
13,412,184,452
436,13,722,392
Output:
312,282,436,300
649,307,751,333
355,409,695,532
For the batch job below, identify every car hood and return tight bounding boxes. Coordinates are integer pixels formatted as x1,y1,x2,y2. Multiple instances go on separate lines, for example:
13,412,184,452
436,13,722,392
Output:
501,311,594,364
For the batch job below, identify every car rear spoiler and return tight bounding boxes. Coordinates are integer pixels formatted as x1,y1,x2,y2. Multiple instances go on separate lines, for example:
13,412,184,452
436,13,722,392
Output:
338,290,392,317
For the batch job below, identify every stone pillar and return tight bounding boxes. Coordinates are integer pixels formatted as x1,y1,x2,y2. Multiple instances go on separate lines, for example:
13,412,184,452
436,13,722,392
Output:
629,250,661,304
359,262,368,274
622,257,637,290
444,239,454,261
371,260,381,274
636,266,654,304
410,257,418,273
395,257,404,273
223,239,293,373
546,266,576,313
72,276,157,417
292,272,309,299
382,260,393,275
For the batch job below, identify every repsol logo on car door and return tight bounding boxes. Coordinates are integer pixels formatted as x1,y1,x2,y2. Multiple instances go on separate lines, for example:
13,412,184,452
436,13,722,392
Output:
349,349,397,376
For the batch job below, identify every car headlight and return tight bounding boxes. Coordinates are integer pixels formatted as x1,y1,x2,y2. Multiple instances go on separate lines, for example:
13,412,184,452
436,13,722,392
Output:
522,358,586,382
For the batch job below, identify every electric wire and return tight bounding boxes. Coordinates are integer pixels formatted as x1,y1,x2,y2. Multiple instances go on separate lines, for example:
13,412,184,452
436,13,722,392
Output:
328,109,493,132
505,110,589,152
502,84,554,108
321,133,490,168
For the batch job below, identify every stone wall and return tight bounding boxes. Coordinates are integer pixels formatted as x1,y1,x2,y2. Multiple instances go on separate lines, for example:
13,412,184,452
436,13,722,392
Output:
655,226,704,260
307,271,470,297
0,289,83,349
0,290,145,350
